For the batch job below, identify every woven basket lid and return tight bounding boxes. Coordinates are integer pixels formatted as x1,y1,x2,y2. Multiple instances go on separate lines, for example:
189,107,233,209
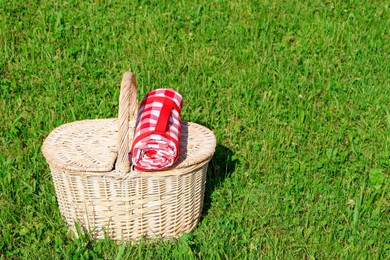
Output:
42,118,216,172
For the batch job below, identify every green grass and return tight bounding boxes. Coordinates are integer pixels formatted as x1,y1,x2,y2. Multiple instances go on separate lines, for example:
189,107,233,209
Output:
1,0,389,258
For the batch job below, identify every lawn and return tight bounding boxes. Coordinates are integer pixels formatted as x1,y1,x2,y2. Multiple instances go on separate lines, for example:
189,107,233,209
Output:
0,0,389,258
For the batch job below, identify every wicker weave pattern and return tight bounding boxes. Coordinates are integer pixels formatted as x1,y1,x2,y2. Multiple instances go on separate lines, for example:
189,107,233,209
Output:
50,164,207,240
42,72,216,240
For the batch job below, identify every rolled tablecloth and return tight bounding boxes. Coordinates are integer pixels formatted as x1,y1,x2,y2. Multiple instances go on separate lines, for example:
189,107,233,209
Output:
131,88,183,171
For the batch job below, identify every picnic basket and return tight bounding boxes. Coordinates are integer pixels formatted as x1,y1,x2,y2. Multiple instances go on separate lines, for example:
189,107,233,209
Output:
42,72,216,240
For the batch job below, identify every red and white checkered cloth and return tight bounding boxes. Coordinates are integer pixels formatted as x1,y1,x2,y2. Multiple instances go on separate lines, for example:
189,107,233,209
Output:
131,88,183,171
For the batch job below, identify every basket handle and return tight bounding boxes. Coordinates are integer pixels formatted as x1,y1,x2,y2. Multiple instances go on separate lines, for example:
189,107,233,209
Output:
116,72,138,173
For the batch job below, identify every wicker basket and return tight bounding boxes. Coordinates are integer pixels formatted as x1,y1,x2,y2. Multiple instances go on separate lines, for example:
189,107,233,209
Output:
42,72,216,240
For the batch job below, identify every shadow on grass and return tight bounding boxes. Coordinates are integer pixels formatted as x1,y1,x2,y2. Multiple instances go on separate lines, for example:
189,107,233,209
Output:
201,143,237,219
189,120,237,220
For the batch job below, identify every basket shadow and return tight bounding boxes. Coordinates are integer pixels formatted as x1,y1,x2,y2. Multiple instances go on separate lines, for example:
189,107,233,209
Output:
183,120,237,221
201,143,236,220
180,121,236,221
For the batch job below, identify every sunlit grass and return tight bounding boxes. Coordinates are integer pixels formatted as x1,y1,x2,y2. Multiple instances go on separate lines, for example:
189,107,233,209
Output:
0,0,389,258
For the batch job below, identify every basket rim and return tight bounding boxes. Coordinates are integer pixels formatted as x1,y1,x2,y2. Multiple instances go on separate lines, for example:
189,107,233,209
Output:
48,158,211,178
